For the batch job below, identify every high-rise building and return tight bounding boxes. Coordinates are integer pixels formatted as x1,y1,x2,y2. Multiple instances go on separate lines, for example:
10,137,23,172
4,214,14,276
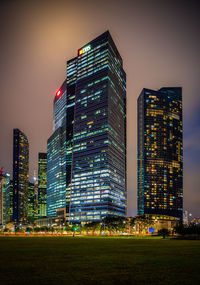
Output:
13,129,29,224
0,171,11,225
27,182,35,223
137,87,183,221
32,169,38,219
47,81,67,217
38,153,47,218
8,180,13,222
47,31,127,223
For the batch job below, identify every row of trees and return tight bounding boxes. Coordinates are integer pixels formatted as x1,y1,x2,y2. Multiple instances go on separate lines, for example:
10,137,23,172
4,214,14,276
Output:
2,215,200,237
2,215,158,235
175,224,200,237
1,215,152,235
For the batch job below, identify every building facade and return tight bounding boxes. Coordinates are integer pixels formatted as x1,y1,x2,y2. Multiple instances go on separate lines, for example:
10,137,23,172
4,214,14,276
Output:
69,31,126,223
47,82,67,217
38,153,47,218
13,129,29,224
27,182,35,223
47,31,127,223
8,180,13,222
0,171,11,225
137,87,183,221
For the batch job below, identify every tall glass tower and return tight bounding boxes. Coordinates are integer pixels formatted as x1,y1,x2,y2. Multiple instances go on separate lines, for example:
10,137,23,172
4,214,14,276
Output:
0,171,11,225
47,81,67,217
47,31,127,223
13,128,29,223
137,87,183,221
38,153,47,218
27,182,35,223
70,31,126,223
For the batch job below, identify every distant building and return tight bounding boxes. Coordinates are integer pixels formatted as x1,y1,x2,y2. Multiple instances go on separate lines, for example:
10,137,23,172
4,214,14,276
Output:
8,180,13,222
0,171,11,225
126,215,179,235
38,153,47,218
183,210,189,225
27,182,35,223
137,87,183,221
47,31,127,224
13,129,29,224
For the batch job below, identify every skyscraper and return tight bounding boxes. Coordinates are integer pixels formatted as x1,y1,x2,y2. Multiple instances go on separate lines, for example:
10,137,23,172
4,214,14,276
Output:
9,180,13,222
27,182,35,223
47,81,67,217
38,153,47,218
137,87,183,221
47,31,127,223
0,171,11,225
13,129,29,224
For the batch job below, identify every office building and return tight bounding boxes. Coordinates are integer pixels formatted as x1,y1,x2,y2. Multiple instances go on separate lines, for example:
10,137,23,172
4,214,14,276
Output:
27,182,35,223
13,129,29,224
47,81,67,217
47,31,127,223
8,180,13,222
38,153,47,218
0,171,11,225
137,87,183,221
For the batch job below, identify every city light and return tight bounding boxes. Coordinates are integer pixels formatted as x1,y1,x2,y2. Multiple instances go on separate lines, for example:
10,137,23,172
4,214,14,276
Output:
78,49,83,56
56,90,61,97
78,45,91,56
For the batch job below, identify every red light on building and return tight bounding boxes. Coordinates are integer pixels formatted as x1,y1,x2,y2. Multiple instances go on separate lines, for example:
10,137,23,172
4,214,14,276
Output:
78,49,83,56
56,90,61,97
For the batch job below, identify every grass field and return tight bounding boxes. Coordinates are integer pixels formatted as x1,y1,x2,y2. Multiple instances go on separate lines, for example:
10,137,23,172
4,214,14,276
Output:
0,236,200,285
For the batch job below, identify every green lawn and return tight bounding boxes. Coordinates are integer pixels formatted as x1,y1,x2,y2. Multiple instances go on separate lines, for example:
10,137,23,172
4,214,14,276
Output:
0,236,200,285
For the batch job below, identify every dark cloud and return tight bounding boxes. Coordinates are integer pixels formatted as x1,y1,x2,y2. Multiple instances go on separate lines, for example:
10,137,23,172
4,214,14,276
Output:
0,0,200,217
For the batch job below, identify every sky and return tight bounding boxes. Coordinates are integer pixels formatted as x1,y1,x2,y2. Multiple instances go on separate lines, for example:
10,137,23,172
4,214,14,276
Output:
0,0,200,217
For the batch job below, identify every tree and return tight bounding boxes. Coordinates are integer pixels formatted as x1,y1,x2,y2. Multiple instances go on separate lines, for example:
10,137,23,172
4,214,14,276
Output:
33,227,40,233
129,217,137,234
88,221,101,235
102,216,127,235
134,215,154,234
72,225,81,236
64,225,73,234
158,228,170,239
175,224,200,237
15,226,24,233
26,227,33,233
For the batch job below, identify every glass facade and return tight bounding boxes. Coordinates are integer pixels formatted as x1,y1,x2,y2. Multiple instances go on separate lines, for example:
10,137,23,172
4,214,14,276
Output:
0,172,11,225
47,82,67,217
65,58,76,217
137,87,183,221
13,129,29,224
38,153,47,218
70,31,126,223
27,182,35,223
8,180,13,222
47,31,127,223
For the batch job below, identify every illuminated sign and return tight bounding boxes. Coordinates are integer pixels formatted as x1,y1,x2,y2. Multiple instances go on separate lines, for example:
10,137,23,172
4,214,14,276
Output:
149,227,155,233
78,45,91,56
56,90,61,97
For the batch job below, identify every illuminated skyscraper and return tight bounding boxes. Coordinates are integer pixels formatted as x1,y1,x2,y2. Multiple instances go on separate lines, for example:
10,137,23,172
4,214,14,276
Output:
38,153,47,218
0,171,11,225
9,180,13,221
47,82,67,217
13,129,29,223
27,182,35,223
69,31,126,223
137,87,183,221
47,31,127,223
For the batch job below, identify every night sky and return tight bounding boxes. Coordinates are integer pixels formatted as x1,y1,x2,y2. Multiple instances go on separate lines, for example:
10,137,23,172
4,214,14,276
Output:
0,0,199,217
